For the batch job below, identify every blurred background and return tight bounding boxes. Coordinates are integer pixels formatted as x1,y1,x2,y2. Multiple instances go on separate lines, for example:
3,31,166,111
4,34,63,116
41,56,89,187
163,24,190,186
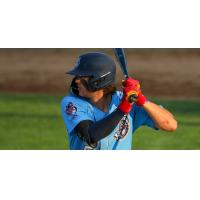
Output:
0,48,200,149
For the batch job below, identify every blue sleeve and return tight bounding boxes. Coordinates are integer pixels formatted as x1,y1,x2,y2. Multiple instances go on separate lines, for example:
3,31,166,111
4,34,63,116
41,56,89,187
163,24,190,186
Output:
61,96,94,134
130,104,158,132
61,96,96,150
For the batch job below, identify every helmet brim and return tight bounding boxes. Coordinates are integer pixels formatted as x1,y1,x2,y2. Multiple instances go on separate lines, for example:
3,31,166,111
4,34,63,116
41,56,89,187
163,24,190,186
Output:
66,68,78,75
66,68,94,77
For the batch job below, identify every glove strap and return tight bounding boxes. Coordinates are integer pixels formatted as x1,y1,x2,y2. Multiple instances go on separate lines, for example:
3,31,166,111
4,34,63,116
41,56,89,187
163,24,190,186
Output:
136,93,147,106
118,100,132,114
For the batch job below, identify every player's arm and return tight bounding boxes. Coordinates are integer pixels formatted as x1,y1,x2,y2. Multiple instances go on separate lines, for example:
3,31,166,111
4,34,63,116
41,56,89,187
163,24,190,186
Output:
74,109,125,148
142,101,177,131
131,78,178,131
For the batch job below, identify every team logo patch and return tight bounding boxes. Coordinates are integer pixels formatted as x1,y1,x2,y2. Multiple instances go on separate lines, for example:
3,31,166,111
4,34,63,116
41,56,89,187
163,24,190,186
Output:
114,115,129,141
65,102,77,118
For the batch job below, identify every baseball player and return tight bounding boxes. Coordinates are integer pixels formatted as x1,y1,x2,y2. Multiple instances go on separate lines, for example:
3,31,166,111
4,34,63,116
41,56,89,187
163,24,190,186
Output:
61,52,177,150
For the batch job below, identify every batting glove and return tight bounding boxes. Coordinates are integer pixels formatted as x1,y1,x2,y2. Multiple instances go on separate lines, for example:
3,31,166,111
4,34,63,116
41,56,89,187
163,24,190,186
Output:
118,78,140,114
136,90,148,106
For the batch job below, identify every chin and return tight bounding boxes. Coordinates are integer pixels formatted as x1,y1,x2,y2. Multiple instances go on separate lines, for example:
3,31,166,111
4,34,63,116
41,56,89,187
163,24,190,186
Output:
79,92,87,98
79,89,91,98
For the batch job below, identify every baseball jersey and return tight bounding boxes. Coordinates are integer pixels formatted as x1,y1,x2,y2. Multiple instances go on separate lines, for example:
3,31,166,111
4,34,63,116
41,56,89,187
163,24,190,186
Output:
61,91,158,150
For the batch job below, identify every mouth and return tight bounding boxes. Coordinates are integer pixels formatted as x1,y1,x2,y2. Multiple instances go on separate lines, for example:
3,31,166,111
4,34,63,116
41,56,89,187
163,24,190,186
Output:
76,84,81,89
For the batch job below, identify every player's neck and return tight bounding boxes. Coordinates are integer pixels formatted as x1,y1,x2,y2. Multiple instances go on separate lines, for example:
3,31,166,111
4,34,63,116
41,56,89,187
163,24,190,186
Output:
90,91,111,112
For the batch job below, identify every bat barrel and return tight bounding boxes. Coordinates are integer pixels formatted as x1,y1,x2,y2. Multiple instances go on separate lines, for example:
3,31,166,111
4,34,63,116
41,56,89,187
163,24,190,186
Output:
114,48,129,77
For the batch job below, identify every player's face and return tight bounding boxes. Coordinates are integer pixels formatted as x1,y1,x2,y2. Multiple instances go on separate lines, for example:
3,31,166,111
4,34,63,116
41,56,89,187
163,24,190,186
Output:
75,77,94,98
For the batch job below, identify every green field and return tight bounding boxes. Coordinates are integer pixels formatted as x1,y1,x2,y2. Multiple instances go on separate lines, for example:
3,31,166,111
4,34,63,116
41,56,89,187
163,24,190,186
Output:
0,93,200,150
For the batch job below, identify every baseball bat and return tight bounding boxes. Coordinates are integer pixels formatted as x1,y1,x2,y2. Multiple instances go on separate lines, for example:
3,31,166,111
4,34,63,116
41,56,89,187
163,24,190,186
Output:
113,48,137,103
113,48,129,79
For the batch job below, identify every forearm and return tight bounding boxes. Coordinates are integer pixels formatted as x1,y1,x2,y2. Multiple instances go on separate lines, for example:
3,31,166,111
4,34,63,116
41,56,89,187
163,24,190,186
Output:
75,109,125,146
143,101,177,131
89,109,125,142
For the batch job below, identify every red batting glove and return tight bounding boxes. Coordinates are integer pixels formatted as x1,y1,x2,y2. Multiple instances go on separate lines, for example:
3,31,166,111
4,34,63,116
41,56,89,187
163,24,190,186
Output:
136,90,148,106
118,78,140,114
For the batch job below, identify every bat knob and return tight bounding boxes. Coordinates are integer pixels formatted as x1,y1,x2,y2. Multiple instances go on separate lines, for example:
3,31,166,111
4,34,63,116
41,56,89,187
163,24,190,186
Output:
128,94,138,103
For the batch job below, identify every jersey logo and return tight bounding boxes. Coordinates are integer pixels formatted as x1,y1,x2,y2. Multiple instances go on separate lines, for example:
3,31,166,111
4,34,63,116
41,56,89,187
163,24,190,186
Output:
114,115,129,141
65,102,77,118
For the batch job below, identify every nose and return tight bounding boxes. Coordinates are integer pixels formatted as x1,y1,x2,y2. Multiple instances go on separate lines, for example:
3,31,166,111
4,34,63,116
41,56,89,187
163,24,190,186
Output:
75,78,81,84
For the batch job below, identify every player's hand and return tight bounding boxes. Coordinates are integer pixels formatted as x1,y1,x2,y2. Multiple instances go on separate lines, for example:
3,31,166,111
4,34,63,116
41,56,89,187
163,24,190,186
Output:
118,77,140,114
122,78,140,103
123,77,148,106
136,90,148,106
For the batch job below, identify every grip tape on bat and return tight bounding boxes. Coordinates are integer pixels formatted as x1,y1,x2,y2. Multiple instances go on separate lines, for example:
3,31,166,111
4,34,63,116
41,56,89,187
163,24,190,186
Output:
128,94,138,103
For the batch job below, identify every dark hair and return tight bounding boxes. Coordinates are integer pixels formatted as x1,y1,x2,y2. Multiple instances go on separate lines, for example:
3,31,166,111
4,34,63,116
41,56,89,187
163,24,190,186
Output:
103,84,116,96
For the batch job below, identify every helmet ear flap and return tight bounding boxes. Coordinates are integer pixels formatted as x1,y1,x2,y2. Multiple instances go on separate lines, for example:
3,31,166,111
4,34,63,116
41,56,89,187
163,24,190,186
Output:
88,72,115,91
87,77,101,91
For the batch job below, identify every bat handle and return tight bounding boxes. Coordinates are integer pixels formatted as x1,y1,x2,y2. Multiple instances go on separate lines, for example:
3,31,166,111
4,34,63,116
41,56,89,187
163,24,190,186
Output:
128,94,138,103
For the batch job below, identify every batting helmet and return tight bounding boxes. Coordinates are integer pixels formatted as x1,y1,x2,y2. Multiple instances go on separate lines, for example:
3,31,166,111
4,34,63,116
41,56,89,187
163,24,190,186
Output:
66,52,116,91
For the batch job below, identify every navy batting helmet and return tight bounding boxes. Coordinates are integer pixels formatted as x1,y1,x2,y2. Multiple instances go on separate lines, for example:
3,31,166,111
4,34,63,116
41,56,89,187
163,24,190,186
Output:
66,52,116,91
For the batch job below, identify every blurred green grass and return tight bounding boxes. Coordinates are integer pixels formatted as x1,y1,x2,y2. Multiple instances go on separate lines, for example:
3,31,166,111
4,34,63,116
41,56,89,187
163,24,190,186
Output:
134,99,200,149
0,93,200,150
0,93,68,150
